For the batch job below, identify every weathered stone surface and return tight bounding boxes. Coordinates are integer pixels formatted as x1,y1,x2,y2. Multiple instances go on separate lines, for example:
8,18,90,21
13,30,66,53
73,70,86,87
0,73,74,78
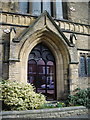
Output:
0,1,90,99
0,106,88,119
67,2,89,24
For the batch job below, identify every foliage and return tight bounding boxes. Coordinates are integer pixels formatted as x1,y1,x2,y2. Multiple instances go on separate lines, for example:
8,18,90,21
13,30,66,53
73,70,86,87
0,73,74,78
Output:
66,88,90,108
39,102,66,109
0,80,46,111
56,102,65,107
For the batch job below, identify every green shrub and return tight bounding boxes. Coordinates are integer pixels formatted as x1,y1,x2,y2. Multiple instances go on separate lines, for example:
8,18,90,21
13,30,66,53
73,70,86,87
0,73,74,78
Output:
0,80,46,111
39,102,66,109
66,88,90,108
56,102,66,107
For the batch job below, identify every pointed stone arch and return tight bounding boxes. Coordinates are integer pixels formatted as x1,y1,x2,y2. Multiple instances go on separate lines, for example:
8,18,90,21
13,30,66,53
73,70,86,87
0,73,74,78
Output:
9,11,72,99
18,29,70,99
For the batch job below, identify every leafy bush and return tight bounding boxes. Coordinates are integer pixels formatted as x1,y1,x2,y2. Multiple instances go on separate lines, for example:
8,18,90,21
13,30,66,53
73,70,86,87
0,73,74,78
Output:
0,80,46,111
66,88,90,108
56,102,65,107
39,102,66,109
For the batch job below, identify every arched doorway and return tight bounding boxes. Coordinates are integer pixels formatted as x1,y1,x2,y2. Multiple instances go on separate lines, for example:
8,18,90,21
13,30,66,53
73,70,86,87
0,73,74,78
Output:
27,43,56,100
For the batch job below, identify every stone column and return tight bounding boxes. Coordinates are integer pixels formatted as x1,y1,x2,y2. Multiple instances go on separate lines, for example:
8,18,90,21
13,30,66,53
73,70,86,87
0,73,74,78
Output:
69,63,79,95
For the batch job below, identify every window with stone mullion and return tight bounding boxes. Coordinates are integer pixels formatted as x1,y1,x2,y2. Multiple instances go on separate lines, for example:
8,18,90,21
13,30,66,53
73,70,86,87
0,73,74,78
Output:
42,0,51,15
79,56,86,77
19,0,64,19
55,0,63,19
30,0,41,16
79,55,90,77
86,56,90,77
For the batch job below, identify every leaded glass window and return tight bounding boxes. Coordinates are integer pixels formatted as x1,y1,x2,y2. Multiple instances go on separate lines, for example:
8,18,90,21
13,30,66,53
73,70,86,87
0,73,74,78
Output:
86,57,90,77
27,43,56,100
56,0,63,19
42,0,51,15
79,56,90,77
19,0,67,19
79,56,86,77
19,0,29,13
32,0,41,16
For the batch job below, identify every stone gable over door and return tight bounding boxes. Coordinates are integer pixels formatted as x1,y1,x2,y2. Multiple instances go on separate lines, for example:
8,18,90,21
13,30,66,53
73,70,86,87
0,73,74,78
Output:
9,11,71,99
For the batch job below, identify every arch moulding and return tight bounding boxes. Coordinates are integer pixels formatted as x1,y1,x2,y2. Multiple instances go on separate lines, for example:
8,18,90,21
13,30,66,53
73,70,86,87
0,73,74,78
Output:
18,30,70,100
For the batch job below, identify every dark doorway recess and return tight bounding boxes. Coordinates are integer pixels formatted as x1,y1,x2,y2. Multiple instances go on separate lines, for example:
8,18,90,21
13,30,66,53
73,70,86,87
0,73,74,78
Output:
27,43,56,100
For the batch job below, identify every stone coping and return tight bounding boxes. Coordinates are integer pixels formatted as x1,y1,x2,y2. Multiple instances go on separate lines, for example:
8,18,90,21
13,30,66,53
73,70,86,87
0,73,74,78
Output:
0,106,88,119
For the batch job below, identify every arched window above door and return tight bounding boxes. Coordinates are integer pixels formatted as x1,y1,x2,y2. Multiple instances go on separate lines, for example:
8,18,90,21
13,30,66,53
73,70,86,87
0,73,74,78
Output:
28,43,55,62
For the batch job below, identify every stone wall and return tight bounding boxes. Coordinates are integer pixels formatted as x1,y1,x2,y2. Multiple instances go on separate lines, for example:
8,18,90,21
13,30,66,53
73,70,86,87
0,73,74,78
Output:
0,11,89,94
0,11,90,35
0,106,88,119
67,2,89,24
0,1,90,98
0,12,36,26
0,1,89,24
0,0,19,13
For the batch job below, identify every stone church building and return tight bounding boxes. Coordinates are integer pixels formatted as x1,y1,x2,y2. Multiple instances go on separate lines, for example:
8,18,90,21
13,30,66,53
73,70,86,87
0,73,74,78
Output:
0,0,90,100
